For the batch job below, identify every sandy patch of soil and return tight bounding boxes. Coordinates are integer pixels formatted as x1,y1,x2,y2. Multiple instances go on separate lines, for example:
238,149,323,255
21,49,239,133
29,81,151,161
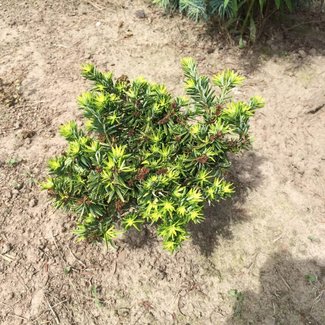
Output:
0,1,324,324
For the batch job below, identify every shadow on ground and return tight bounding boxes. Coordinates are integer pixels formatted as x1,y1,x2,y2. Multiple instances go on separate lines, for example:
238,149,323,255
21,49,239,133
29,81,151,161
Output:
226,251,325,325
204,8,325,72
239,10,325,72
190,151,265,256
122,226,156,249
122,151,265,254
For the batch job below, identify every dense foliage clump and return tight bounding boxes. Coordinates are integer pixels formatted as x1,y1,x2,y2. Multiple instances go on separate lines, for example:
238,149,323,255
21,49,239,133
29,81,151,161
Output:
152,0,313,41
42,58,264,252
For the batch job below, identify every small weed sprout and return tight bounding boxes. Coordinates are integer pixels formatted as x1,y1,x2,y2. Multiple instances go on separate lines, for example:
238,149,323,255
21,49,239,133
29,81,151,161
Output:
7,157,21,167
305,274,318,285
229,289,244,317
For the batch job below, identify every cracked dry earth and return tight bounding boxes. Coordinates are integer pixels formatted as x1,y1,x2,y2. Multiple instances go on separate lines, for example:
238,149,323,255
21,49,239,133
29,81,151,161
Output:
0,1,325,324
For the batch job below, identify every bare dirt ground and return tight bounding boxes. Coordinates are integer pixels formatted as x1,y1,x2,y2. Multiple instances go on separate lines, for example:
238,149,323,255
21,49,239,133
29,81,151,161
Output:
0,1,325,324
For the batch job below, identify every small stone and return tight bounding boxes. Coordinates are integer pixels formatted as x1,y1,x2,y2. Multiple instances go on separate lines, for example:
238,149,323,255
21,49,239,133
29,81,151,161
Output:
96,21,101,27
206,47,215,54
116,307,130,317
135,10,146,19
298,49,306,58
14,121,21,130
33,167,40,174
29,198,38,207
270,43,278,51
2,243,12,254
264,316,276,325
4,191,12,200
12,189,19,197
309,48,317,56
16,131,24,141
21,130,36,139
14,182,24,190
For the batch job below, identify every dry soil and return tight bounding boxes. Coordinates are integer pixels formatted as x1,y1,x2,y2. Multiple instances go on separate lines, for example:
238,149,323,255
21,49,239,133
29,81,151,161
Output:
0,1,325,324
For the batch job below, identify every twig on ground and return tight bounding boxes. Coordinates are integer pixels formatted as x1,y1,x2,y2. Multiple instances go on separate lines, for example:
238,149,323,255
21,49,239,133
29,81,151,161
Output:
17,273,30,292
7,314,29,321
284,19,325,32
53,44,69,49
272,233,284,243
307,104,324,115
111,259,118,275
248,251,259,274
68,277,104,304
133,311,145,325
46,298,60,325
0,253,15,262
275,267,291,291
67,245,86,268
31,299,68,323
87,1,103,11
50,232,71,268
177,296,186,316
311,290,324,311
111,249,120,275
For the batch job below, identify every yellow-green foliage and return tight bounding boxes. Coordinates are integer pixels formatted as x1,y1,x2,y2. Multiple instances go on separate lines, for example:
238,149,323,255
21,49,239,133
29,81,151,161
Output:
42,58,264,252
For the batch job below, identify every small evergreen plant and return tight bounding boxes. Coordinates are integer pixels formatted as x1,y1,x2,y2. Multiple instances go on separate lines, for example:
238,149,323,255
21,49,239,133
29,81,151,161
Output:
42,58,264,252
152,0,310,42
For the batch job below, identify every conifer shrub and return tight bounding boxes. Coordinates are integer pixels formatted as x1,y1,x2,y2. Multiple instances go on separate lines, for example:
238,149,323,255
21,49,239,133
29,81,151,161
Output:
152,0,312,42
42,58,264,252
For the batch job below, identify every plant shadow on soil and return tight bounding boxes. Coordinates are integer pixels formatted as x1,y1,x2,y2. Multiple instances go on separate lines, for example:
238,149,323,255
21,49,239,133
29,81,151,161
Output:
205,9,325,72
225,251,325,324
241,11,325,72
189,151,265,256
121,151,265,254
122,226,157,249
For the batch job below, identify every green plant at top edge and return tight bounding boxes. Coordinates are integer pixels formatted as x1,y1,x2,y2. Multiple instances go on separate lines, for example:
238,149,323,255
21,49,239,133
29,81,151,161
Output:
152,0,314,42
41,58,264,252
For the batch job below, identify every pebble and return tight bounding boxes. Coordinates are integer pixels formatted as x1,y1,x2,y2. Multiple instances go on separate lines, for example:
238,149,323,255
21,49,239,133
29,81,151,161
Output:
29,197,38,207
298,49,306,58
33,167,40,174
206,47,215,54
21,130,36,139
4,191,12,200
270,43,278,51
309,48,317,56
116,307,130,317
2,243,12,254
14,182,24,190
135,9,146,19
12,189,19,197
14,121,21,130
